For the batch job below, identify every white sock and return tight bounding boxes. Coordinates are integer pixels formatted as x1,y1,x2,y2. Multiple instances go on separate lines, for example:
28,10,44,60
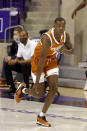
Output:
39,112,45,117
22,88,27,94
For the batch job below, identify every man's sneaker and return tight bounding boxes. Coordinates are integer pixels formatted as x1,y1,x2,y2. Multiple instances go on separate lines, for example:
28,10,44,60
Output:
84,81,87,90
14,83,26,103
37,115,51,127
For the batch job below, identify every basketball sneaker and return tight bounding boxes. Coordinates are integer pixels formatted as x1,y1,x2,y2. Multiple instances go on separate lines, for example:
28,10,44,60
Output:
37,115,51,127
14,82,26,103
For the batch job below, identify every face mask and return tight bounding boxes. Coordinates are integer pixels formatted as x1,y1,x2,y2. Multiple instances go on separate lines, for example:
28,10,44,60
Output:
13,35,20,43
20,38,27,44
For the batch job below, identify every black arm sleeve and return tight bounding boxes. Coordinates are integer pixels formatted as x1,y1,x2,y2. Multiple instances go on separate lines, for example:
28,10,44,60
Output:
9,41,18,57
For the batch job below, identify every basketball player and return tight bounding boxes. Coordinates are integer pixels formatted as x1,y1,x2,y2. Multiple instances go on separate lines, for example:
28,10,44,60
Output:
72,0,87,19
15,17,73,127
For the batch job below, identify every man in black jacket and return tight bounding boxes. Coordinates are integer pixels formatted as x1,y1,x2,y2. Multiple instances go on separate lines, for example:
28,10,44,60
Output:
0,27,23,86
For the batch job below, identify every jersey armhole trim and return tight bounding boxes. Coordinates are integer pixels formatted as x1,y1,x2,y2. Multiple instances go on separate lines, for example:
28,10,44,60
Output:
45,33,52,46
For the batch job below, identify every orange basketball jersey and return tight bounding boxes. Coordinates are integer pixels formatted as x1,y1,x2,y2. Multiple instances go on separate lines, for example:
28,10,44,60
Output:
31,28,66,75
32,28,66,58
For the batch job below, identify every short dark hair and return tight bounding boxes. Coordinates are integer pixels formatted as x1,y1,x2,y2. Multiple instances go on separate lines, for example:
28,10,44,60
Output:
14,27,23,33
54,17,66,24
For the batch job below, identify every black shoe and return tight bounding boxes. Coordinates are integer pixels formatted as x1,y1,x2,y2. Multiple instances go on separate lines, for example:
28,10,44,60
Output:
7,88,16,94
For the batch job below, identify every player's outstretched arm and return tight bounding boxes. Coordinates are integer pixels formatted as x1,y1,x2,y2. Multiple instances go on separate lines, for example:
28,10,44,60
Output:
72,1,87,19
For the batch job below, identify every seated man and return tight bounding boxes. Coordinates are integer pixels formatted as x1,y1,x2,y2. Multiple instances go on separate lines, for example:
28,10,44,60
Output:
4,30,37,93
0,27,23,86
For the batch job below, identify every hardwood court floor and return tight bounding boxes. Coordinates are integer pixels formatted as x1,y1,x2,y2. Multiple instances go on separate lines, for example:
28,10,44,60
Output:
0,86,87,131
